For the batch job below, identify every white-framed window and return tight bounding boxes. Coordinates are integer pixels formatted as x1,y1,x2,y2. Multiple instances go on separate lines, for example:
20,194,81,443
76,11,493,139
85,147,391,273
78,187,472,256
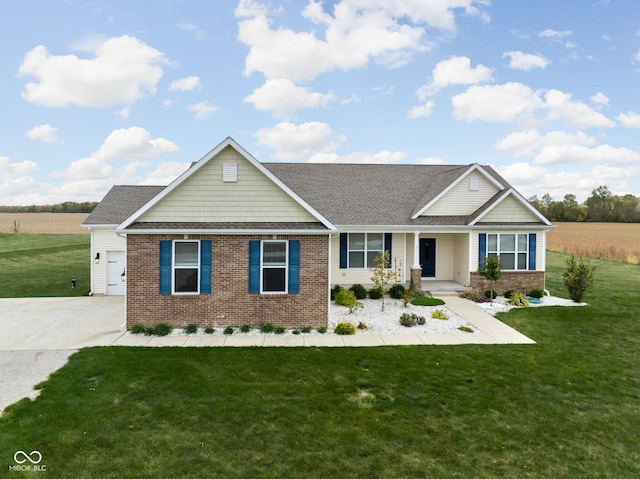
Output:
173,241,200,293
487,233,528,270
348,233,383,268
261,240,288,293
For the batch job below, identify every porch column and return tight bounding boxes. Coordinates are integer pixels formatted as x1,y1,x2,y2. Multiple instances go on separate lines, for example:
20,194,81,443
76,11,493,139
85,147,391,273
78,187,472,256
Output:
411,231,422,290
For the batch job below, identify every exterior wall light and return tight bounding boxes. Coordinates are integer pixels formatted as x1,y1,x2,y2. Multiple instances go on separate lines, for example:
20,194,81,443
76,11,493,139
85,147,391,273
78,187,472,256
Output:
121,269,126,282
94,253,100,264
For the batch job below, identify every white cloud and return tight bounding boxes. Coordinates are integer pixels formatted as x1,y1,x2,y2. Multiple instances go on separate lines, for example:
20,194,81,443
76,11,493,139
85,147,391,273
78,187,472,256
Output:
502,51,549,71
50,157,114,179
590,92,609,106
139,161,190,185
418,156,446,165
417,56,493,99
0,156,39,180
310,150,408,164
169,76,201,91
187,102,220,121
408,100,435,118
452,82,545,122
254,121,346,161
243,78,335,119
539,29,572,39
617,111,640,128
94,127,179,160
633,49,640,63
545,89,616,129
235,0,489,82
25,124,58,143
18,35,168,107
535,144,640,165
117,107,131,119
177,22,206,40
495,129,597,157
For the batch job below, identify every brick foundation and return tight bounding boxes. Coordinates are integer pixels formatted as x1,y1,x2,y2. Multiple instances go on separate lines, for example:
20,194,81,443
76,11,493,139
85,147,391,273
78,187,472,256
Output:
126,234,329,330
469,271,545,295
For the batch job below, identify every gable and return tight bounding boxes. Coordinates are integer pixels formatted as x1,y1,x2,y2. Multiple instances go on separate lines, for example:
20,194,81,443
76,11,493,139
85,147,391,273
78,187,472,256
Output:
138,145,318,224
419,169,502,216
477,193,542,223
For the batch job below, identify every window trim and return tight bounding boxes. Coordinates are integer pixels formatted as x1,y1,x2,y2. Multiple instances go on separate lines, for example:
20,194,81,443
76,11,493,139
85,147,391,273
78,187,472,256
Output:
486,233,529,271
260,240,289,294
346,233,384,269
172,240,201,294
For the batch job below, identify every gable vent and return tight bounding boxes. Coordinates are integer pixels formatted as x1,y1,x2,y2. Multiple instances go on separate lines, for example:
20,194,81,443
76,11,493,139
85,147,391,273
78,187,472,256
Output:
469,176,479,191
223,163,238,182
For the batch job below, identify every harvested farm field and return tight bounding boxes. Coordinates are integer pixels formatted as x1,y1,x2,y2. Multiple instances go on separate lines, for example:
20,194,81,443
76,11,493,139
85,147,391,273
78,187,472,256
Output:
547,222,640,264
0,213,89,234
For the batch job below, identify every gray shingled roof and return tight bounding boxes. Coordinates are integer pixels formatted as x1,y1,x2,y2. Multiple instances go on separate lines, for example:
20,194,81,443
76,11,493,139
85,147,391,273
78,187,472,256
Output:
83,185,165,225
264,163,512,226
84,164,541,229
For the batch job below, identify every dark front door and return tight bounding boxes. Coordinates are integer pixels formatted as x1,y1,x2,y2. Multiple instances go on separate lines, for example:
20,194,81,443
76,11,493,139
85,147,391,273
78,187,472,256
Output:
419,238,436,278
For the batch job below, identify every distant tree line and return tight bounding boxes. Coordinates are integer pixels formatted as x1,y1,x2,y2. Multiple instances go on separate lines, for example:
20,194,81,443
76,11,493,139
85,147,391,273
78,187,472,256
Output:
0,201,98,213
529,186,640,222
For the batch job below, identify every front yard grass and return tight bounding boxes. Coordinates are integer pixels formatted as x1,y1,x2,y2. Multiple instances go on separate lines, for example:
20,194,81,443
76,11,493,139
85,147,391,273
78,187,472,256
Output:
0,233,90,297
1,251,639,477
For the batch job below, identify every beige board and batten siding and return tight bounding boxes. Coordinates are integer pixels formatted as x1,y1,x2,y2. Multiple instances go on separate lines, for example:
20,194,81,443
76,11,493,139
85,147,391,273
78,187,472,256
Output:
453,233,470,286
423,173,500,216
480,194,541,223
139,146,318,223
90,227,126,295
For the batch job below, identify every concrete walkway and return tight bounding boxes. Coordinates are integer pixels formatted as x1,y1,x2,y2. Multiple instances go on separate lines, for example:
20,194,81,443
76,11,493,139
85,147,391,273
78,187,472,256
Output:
0,296,534,350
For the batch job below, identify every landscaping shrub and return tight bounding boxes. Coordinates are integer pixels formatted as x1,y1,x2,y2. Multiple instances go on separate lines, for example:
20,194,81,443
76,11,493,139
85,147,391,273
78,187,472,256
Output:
349,284,367,300
357,321,368,330
389,284,406,299
292,329,301,335
204,326,215,334
260,323,275,333
331,285,344,300
301,326,312,333
399,313,426,327
528,288,545,299
411,296,445,306
275,326,286,334
504,289,515,299
484,289,497,300
223,326,234,335
240,324,252,333
368,288,383,299
130,325,148,335
458,326,474,333
563,255,595,303
334,322,356,335
335,289,363,313
458,289,488,303
153,324,172,336
431,310,449,320
507,291,529,307
317,326,327,334
184,323,198,334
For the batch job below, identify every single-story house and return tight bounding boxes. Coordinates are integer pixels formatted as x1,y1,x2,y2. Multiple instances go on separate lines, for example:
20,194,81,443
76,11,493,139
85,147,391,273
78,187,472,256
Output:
82,137,553,329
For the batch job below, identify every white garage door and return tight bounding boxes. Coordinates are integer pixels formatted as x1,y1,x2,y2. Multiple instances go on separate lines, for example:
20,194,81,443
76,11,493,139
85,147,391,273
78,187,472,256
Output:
106,251,126,296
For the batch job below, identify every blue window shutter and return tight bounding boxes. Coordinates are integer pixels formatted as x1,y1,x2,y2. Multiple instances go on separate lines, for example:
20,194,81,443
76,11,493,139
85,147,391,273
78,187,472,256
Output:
528,234,537,270
200,240,212,294
339,233,347,269
248,240,260,294
288,240,300,294
159,240,171,295
478,234,487,268
385,233,392,268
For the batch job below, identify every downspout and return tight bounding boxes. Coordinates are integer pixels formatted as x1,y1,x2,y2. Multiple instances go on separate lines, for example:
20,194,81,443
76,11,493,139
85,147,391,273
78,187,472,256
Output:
88,227,95,296
327,234,333,325
116,231,127,329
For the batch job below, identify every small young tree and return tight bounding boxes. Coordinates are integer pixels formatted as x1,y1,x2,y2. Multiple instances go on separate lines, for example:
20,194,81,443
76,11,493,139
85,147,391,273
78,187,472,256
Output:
370,251,396,312
477,255,502,303
563,255,595,303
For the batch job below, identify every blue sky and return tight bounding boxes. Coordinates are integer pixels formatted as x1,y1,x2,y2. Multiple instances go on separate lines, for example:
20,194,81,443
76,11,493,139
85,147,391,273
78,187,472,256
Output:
1,0,639,206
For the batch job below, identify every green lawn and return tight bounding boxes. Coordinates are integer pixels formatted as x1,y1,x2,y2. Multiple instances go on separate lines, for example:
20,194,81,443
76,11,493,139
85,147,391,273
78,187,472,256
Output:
1,252,639,478
0,233,90,297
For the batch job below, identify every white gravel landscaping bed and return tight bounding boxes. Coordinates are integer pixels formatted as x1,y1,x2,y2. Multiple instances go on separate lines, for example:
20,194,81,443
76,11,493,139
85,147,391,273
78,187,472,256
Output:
472,295,586,316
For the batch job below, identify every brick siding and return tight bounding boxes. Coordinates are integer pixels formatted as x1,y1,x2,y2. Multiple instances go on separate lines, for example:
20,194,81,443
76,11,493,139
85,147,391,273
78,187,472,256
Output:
126,234,329,329
469,271,545,295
